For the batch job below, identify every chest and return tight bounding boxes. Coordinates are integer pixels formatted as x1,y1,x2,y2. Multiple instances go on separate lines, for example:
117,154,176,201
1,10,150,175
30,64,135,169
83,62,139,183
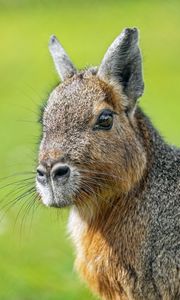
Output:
68,209,135,300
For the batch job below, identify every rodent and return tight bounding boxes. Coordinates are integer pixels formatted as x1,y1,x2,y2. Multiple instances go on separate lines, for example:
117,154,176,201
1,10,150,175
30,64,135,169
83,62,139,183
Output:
36,28,180,299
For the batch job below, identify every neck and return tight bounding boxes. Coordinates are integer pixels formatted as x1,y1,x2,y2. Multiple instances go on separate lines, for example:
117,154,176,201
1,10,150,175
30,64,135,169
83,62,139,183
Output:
135,106,166,162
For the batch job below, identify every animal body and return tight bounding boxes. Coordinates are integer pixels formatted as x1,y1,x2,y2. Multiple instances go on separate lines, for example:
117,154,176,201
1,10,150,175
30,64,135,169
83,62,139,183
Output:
36,28,180,299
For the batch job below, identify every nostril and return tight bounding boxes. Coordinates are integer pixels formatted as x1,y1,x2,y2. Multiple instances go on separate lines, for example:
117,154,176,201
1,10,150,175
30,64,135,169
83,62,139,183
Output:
37,169,45,177
51,164,70,180
54,166,69,177
36,165,47,184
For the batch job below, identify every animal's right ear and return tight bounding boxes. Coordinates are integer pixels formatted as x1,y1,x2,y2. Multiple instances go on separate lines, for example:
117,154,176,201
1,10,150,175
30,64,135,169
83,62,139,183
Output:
98,28,144,109
48,35,77,81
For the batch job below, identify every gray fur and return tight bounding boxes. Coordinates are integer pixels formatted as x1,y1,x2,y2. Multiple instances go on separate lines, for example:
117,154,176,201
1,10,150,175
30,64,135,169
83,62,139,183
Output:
36,28,180,300
128,110,180,299
98,28,144,104
48,35,77,81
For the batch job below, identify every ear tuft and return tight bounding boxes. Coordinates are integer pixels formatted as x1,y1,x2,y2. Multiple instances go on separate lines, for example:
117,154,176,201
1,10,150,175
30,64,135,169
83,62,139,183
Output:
98,28,144,105
48,35,77,81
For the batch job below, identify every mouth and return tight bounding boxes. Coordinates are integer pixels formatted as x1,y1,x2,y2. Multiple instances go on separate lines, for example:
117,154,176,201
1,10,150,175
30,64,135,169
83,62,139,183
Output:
36,178,77,208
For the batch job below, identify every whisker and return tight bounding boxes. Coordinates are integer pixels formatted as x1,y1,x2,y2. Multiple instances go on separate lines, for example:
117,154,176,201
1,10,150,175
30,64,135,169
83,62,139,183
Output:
79,168,126,182
0,177,35,190
0,182,34,208
14,190,37,227
18,192,38,237
78,179,104,212
0,172,35,182
0,186,36,220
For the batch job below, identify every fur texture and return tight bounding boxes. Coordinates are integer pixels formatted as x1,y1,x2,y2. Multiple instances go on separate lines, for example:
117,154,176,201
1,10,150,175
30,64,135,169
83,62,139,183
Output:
36,28,180,299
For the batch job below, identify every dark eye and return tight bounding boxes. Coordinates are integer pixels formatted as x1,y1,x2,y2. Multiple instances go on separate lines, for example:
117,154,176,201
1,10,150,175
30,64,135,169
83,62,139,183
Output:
93,110,114,131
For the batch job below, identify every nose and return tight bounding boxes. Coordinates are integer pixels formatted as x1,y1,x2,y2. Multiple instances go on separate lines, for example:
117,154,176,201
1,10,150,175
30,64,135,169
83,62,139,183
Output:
36,163,70,184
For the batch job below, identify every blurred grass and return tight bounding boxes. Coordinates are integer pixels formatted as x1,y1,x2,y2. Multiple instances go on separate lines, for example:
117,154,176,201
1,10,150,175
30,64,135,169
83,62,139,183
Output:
0,1,180,299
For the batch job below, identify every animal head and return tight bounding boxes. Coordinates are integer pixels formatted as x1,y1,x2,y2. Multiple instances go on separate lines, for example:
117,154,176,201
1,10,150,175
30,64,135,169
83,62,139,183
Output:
36,28,146,213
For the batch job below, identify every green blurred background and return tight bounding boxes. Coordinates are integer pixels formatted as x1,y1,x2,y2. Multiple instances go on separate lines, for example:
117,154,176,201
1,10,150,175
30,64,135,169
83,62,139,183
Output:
0,1,180,299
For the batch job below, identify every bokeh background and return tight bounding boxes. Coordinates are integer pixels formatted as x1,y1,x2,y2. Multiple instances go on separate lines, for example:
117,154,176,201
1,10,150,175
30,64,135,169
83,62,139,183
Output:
0,1,180,299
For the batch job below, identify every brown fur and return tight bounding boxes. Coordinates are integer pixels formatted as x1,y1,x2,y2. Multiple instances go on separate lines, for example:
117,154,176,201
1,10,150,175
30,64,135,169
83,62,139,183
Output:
37,29,180,299
38,73,149,299
68,91,150,299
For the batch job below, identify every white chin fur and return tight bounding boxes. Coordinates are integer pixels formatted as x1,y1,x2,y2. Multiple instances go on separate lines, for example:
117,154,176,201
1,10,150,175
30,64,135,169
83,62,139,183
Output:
36,180,55,207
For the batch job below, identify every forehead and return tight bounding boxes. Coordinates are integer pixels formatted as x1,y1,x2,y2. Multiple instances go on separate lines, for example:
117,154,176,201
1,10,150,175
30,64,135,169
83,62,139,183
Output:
43,73,115,131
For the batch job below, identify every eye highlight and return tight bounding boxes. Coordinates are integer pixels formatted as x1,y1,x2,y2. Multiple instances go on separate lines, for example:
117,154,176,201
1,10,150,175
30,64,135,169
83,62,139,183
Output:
93,109,114,131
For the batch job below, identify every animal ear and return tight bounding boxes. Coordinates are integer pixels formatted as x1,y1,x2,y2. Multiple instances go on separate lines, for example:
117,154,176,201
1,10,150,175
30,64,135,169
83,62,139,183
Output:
48,35,77,81
98,28,144,107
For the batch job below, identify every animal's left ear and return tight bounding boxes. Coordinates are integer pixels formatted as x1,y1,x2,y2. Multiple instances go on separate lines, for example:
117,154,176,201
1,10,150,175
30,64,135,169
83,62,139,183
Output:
48,35,77,82
98,28,144,108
